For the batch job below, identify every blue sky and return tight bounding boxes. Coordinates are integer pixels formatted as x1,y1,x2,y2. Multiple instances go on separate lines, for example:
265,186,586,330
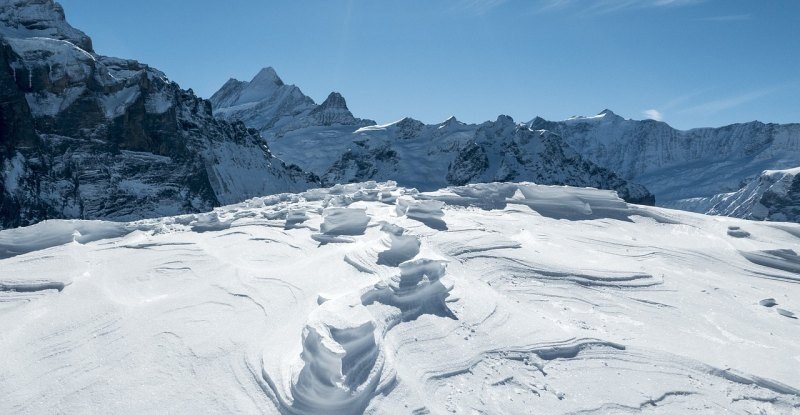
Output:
58,0,799,129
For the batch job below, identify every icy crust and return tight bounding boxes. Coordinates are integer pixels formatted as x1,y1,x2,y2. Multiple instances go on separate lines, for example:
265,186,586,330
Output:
2,181,800,414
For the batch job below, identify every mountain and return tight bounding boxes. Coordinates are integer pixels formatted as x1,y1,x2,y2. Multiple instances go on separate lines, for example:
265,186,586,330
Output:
0,0,314,229
700,167,800,222
211,70,654,205
209,68,374,140
2,181,799,413
529,110,800,217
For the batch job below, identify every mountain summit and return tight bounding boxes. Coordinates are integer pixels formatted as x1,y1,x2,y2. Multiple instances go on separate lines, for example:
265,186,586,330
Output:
210,68,374,139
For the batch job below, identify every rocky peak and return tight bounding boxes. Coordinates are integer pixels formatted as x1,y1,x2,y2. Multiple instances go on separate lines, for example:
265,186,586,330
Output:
318,91,348,110
0,0,93,52
307,91,362,126
250,66,284,87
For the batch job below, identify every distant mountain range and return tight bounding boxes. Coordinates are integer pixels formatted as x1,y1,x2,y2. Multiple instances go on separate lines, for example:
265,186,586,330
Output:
1,0,798,227
209,68,654,205
211,68,800,222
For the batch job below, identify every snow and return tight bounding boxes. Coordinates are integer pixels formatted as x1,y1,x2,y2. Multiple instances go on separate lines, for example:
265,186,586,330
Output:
2,152,25,194
1,181,799,414
144,90,173,114
0,0,93,51
24,86,85,117
5,36,94,69
99,86,140,119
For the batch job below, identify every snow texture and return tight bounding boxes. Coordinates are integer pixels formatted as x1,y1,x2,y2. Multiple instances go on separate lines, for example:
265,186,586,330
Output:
2,181,799,414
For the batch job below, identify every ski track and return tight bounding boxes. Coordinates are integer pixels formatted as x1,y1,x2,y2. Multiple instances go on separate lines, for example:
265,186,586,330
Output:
1,182,799,414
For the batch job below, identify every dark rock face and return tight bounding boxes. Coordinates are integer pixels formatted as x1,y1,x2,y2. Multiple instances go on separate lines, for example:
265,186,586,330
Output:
0,1,314,229
0,40,37,152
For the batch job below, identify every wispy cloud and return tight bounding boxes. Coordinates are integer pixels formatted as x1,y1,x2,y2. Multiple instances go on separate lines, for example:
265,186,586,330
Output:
453,0,509,16
533,0,706,15
643,109,663,121
679,87,777,116
696,13,751,22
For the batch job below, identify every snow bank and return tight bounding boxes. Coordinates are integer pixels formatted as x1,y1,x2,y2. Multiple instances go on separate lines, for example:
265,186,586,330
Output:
319,208,370,236
0,219,132,259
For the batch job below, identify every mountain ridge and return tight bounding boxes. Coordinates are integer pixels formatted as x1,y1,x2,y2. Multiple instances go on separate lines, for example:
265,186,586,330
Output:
211,68,655,206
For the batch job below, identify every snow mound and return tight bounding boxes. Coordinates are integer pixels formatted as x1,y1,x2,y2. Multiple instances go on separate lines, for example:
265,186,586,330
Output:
396,197,447,230
376,222,421,266
0,219,133,259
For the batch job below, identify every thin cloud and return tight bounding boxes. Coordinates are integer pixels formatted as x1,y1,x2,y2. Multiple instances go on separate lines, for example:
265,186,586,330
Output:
679,88,776,116
453,0,509,16
696,14,751,22
643,109,663,121
533,0,706,15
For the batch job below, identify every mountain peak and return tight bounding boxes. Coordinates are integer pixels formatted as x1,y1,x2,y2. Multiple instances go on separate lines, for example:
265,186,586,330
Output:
0,0,93,51
319,91,348,110
251,67,284,87
599,109,616,116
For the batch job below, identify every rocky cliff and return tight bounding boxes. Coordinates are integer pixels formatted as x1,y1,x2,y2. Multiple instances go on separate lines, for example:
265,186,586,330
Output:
0,0,314,228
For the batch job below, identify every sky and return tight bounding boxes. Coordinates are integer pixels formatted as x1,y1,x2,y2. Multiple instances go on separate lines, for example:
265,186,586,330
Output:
57,0,799,130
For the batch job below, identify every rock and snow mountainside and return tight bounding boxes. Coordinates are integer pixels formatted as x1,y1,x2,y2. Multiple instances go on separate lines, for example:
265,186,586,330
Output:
210,68,375,140
0,0,313,229
529,111,800,217
1,181,800,414
211,70,654,205
700,167,800,222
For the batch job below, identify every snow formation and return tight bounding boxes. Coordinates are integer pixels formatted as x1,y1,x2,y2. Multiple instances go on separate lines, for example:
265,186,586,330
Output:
1,181,799,414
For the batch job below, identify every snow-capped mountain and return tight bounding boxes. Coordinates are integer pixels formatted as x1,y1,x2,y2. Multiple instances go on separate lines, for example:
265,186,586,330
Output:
210,68,374,140
529,110,800,218
211,70,654,205
2,181,798,413
0,0,314,229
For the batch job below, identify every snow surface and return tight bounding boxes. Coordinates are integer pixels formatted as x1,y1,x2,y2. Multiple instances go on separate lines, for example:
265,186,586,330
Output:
1,181,799,414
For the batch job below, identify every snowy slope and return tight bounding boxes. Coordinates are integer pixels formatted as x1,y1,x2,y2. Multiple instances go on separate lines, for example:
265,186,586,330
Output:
529,111,800,215
1,181,799,414
0,0,314,228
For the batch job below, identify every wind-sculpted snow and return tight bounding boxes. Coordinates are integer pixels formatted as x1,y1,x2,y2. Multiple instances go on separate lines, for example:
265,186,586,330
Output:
1,182,799,414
